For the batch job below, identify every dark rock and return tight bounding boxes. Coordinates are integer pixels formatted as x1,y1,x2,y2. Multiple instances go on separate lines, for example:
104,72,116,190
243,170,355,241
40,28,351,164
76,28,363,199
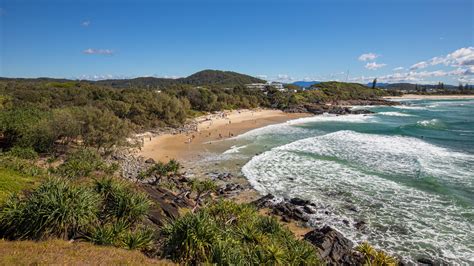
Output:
303,205,317,214
347,205,359,212
417,257,434,265
342,219,350,226
304,226,364,265
217,183,246,195
354,220,366,230
350,109,374,114
145,158,156,164
178,176,190,182
251,194,275,209
141,185,192,224
290,197,311,206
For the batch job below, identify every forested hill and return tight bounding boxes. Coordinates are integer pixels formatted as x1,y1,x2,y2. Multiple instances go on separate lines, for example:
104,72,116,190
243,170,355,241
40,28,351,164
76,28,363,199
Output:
1,70,265,89
97,70,265,88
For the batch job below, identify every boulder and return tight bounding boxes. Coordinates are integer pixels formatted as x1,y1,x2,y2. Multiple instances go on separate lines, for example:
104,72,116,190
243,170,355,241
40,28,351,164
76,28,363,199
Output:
304,226,364,265
145,158,156,164
290,197,311,206
303,205,317,214
251,194,275,209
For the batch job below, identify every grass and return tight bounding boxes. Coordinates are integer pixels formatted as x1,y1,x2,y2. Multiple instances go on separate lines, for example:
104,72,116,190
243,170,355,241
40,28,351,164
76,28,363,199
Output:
0,168,41,204
0,239,171,265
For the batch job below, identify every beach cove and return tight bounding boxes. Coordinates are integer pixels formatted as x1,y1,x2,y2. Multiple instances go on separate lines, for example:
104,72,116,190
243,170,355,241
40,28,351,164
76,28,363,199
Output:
137,97,474,264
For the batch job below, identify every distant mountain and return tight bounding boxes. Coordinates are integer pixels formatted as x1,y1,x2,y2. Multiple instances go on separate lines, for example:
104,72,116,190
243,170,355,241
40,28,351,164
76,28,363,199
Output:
292,81,320,88
366,82,390,87
95,70,265,88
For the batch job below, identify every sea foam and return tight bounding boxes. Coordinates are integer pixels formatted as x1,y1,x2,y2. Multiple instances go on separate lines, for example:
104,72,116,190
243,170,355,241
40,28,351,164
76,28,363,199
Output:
242,131,474,264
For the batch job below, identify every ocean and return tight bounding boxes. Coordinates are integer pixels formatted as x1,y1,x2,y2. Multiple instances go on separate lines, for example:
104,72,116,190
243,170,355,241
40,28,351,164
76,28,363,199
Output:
219,99,474,264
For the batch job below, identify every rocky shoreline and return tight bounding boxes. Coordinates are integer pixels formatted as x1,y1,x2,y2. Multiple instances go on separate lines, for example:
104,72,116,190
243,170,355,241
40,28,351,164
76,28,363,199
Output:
284,99,398,115
110,100,419,265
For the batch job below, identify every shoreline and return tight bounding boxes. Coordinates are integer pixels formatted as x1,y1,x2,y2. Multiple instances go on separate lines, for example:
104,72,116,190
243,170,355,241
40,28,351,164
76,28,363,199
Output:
384,94,474,100
137,109,311,163
131,107,409,263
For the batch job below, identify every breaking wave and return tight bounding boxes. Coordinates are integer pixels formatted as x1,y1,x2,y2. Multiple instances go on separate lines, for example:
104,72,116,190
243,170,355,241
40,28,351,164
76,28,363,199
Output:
242,131,474,264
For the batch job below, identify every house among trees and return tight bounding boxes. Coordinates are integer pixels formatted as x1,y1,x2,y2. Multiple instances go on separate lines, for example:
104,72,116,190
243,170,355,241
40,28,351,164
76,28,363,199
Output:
246,81,285,91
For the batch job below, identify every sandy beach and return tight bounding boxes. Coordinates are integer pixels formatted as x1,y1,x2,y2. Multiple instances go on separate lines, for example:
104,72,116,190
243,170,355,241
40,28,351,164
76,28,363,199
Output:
384,94,474,100
138,109,310,163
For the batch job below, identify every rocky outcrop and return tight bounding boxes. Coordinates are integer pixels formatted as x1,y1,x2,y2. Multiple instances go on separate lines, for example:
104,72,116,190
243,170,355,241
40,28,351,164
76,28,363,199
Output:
209,172,235,181
284,98,397,115
252,195,370,265
217,183,248,196
304,226,364,265
337,99,398,106
285,104,374,115
251,194,316,223
141,185,193,226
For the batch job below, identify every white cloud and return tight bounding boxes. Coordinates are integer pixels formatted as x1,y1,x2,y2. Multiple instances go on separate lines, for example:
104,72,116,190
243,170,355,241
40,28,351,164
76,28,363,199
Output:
446,47,474,66
83,48,114,55
365,62,386,70
351,67,474,84
77,74,123,80
410,61,429,70
358,53,379,61
256,75,268,80
410,47,474,70
393,67,404,71
274,74,295,82
81,20,91,27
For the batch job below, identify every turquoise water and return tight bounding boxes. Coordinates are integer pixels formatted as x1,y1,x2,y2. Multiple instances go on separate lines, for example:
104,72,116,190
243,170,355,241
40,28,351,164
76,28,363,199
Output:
220,99,474,264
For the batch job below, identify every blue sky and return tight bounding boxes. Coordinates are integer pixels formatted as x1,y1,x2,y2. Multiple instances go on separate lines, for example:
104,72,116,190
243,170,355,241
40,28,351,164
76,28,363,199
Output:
1,0,473,84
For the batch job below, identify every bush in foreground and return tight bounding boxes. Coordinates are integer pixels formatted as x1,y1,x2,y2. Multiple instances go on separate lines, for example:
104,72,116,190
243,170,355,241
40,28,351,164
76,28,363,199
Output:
0,178,99,240
0,177,154,251
161,200,320,265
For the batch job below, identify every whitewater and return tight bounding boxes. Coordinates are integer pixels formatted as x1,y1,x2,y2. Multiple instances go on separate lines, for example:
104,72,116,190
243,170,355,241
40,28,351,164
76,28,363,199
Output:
221,99,474,264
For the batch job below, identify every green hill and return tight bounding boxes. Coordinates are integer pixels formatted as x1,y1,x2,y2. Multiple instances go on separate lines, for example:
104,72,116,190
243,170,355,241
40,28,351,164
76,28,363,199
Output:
178,69,265,87
309,81,387,100
95,69,265,88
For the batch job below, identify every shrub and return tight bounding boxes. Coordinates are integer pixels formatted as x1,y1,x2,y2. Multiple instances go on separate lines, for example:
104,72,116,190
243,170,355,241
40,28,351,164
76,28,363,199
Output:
94,177,151,224
161,211,219,264
161,200,320,265
87,220,129,246
121,227,155,251
55,148,105,178
0,178,99,240
6,146,39,160
356,242,398,266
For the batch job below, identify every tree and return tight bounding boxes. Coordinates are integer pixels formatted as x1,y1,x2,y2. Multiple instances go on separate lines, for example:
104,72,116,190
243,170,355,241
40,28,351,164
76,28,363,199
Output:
142,159,181,185
371,78,377,89
73,107,132,151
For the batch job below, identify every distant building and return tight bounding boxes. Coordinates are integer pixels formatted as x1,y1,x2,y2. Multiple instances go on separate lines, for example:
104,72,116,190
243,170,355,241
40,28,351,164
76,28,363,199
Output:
246,81,285,91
